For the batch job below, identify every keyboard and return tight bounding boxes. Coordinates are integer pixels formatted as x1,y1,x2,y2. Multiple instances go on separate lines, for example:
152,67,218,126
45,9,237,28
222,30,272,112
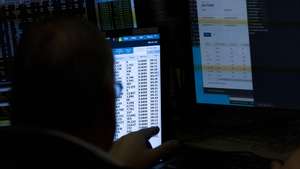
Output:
153,147,272,169
177,124,300,160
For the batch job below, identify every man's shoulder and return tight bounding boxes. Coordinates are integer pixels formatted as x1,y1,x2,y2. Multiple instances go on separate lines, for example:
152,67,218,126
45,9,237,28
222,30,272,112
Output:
0,126,123,169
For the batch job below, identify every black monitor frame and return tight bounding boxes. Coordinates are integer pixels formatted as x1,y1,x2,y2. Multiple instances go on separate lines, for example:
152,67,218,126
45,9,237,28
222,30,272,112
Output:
177,0,300,132
104,27,173,144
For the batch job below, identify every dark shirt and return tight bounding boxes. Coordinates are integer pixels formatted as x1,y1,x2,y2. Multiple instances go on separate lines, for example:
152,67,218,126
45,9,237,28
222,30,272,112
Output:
0,127,125,169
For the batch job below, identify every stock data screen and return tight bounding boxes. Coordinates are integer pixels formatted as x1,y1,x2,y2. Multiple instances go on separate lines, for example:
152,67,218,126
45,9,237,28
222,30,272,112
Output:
110,34,161,148
191,0,253,106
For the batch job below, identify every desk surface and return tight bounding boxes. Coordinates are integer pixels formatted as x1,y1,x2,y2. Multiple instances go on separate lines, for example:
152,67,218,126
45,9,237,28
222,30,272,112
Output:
174,120,300,161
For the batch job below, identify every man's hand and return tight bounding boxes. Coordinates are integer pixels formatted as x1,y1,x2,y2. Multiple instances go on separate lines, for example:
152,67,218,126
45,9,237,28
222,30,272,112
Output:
109,127,178,169
272,147,300,169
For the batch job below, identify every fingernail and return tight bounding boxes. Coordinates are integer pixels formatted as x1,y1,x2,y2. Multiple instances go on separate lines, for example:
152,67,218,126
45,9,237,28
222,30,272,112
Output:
152,126,160,131
271,161,283,169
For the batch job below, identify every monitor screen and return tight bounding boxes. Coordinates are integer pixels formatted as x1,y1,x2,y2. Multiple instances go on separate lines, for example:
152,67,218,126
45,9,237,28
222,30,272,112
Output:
190,0,300,110
108,32,162,148
95,0,137,31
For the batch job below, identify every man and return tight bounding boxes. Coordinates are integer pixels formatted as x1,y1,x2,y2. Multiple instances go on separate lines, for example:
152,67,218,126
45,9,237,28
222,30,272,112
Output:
10,18,176,169
10,18,300,169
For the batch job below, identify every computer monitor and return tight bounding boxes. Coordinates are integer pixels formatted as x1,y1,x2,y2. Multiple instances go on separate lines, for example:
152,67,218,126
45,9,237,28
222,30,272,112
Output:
107,30,162,148
190,0,300,110
95,0,137,31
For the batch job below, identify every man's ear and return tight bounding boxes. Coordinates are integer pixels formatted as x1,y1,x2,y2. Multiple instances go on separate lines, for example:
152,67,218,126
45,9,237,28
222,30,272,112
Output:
271,161,284,169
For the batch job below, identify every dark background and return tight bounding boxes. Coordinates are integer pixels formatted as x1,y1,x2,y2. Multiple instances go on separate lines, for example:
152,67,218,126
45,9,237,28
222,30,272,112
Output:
1,0,300,137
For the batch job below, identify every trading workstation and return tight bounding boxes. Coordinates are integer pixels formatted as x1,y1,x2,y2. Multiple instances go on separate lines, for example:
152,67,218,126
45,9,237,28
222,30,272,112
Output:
1,0,300,168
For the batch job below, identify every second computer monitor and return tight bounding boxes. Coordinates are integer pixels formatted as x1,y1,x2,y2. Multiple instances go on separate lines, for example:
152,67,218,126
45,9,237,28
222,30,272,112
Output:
190,0,300,110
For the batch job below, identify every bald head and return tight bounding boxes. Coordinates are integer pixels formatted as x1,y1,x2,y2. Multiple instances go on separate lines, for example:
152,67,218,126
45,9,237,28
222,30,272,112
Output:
11,18,116,150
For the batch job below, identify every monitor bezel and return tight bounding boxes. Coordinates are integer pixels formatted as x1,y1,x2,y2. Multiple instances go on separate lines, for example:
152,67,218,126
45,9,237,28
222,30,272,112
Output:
183,0,300,129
